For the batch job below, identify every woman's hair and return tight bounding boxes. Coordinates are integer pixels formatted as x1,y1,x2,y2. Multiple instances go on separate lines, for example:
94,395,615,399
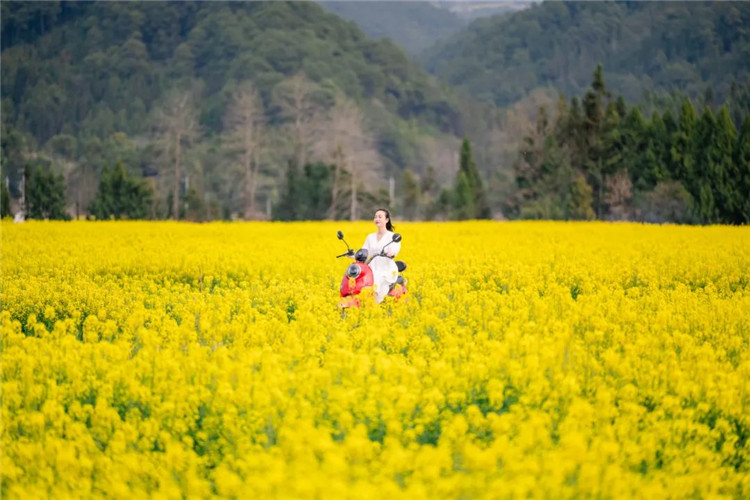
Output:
376,208,395,231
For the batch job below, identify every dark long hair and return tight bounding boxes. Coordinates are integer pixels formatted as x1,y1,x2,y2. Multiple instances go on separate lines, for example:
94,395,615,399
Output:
376,208,395,231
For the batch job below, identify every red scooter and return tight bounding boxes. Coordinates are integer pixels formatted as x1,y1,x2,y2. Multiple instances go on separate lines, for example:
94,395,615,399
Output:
335,230,407,308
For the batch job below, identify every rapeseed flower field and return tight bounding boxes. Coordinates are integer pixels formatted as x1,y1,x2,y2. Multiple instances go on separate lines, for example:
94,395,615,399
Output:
1,221,749,499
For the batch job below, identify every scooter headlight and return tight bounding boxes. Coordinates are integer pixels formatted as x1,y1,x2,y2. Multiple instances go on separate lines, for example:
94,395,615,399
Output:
346,264,362,279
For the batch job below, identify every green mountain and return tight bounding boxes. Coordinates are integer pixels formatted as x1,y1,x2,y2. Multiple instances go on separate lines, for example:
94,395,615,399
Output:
1,1,486,218
423,1,750,106
318,1,467,55
1,1,468,141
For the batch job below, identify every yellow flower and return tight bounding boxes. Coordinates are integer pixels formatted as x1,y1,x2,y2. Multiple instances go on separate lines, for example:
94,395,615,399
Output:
1,220,748,498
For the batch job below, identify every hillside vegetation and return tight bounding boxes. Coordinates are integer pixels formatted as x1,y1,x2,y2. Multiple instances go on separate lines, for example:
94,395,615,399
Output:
424,1,750,106
2,1,480,218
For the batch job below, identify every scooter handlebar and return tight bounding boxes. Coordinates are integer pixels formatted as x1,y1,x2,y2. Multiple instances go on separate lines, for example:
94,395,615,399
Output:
335,250,389,261
366,252,394,264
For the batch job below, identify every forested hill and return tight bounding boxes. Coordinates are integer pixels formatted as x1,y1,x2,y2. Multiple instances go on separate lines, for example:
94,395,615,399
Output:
423,1,750,106
1,0,468,153
318,1,467,55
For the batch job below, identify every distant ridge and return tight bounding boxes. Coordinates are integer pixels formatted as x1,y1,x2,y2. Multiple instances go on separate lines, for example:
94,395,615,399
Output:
423,1,750,106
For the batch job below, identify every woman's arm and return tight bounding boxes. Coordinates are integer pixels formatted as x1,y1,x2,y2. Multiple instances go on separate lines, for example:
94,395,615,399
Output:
386,234,401,258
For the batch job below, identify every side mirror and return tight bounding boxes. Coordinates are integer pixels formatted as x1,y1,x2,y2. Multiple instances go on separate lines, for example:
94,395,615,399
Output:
337,231,344,240
392,233,402,243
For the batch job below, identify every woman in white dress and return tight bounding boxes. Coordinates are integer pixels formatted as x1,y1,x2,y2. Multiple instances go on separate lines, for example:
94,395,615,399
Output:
355,208,401,303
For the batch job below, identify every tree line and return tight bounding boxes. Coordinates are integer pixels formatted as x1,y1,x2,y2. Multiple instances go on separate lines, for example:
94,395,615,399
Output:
2,127,491,223
508,65,750,224
2,65,488,223
274,136,490,222
3,65,748,225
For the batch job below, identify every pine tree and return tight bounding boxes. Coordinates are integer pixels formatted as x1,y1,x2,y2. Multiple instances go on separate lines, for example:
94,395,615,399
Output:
89,162,153,220
300,163,333,220
621,106,647,189
565,97,586,170
1,178,11,218
601,102,624,216
671,99,698,198
582,64,611,217
402,169,421,220
568,172,595,220
25,163,68,220
614,95,627,120
641,112,670,190
662,108,678,177
274,160,300,221
454,138,490,219
694,108,720,223
453,170,475,220
736,115,750,223
713,106,738,223
420,165,440,221
662,109,677,136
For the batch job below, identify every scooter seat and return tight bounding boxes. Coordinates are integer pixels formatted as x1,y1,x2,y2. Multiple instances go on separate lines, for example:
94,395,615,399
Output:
396,261,407,272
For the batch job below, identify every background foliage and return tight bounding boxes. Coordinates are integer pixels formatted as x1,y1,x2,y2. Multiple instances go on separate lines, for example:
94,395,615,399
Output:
1,1,747,223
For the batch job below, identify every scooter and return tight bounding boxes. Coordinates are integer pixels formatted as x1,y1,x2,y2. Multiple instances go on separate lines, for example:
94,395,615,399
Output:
335,230,407,308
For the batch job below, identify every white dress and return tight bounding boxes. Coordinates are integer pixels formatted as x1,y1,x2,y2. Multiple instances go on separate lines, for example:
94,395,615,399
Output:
362,231,401,303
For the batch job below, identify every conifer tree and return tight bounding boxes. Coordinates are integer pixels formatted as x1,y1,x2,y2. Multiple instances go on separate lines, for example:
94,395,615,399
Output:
621,106,647,188
25,164,68,220
601,103,623,188
453,170,475,220
641,112,670,190
274,160,300,221
671,99,698,194
662,108,678,177
694,108,720,223
736,115,750,223
713,106,738,222
89,162,153,220
1,178,11,218
568,172,595,220
582,64,611,217
402,168,421,220
453,138,490,219
565,97,586,170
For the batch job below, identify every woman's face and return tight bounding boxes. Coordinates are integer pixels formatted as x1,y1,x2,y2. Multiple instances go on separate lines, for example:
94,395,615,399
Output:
374,210,388,229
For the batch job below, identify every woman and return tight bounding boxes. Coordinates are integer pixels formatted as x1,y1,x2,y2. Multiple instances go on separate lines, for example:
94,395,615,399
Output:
362,208,400,259
352,208,401,303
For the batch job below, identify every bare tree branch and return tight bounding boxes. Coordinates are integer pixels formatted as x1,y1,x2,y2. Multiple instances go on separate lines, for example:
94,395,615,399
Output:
313,96,381,220
155,90,199,220
274,72,324,173
224,81,266,219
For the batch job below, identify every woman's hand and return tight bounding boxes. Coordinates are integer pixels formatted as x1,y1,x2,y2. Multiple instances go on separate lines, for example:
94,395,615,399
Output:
386,251,394,258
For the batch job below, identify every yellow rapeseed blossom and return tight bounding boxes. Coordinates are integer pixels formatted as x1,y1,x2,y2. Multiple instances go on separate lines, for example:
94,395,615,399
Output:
1,221,749,498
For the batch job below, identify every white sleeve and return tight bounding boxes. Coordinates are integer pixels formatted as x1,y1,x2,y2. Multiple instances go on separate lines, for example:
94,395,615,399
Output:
362,234,374,257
